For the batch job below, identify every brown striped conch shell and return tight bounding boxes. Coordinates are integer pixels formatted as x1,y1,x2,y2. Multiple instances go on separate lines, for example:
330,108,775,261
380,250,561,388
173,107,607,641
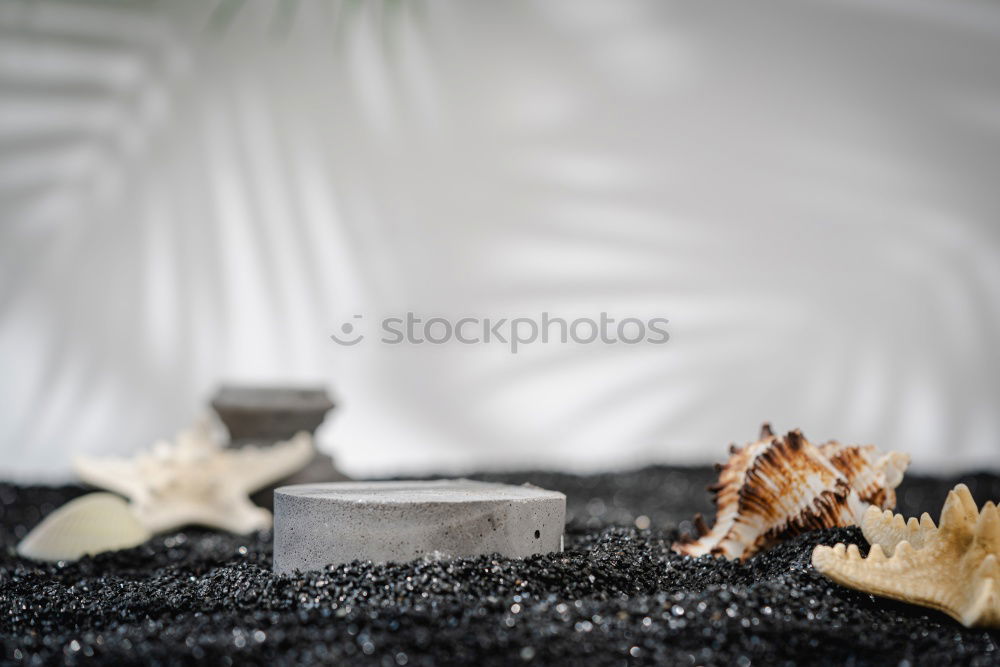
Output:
812,484,1000,628
672,424,909,560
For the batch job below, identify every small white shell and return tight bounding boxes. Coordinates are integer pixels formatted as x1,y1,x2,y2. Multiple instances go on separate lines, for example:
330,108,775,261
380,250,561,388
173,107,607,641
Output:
16,492,151,562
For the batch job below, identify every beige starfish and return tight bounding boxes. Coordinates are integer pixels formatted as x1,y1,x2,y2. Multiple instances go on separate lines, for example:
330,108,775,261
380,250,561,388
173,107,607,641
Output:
73,418,314,534
812,484,1000,628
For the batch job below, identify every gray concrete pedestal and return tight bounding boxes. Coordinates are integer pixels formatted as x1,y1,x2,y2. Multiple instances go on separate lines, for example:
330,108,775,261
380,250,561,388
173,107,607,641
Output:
273,480,566,574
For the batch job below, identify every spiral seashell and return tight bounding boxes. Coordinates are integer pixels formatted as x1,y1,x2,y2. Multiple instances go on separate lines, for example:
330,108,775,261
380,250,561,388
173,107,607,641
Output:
672,424,909,560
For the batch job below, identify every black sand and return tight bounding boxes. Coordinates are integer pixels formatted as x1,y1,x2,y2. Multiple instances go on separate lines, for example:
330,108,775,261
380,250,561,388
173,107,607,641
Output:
2,467,999,666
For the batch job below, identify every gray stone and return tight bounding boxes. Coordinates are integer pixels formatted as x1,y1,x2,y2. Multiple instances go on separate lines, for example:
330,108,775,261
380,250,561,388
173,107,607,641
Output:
210,384,346,509
211,384,336,444
273,480,566,574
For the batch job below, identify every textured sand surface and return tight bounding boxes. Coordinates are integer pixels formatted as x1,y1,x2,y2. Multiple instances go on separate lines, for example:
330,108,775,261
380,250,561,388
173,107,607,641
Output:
1,467,998,665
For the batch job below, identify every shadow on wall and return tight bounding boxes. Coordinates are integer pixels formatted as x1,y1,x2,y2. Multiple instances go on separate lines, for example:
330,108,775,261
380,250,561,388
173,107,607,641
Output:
1,0,1000,479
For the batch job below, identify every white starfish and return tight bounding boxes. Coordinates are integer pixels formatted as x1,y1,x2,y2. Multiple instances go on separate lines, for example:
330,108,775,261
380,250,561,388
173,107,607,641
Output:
73,418,314,534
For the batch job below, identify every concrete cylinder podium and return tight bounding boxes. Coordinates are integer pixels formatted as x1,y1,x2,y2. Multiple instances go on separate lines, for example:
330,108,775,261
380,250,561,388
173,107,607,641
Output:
273,480,566,574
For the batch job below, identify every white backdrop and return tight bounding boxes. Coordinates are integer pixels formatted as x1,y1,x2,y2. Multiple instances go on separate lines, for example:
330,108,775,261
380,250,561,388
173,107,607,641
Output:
2,0,1000,480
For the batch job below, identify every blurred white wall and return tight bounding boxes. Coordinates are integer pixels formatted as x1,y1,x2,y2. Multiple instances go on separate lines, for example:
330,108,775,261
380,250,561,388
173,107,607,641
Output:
2,0,999,480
